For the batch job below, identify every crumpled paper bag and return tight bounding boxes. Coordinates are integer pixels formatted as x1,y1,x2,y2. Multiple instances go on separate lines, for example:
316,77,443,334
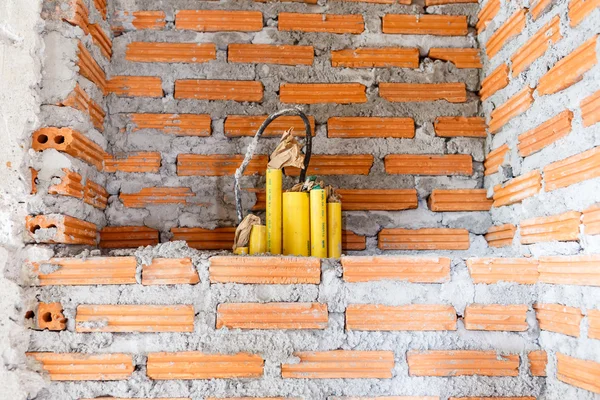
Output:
326,185,342,203
233,214,261,251
267,128,305,170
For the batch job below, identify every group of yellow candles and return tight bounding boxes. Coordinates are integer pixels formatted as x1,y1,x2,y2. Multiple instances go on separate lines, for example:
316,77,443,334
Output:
241,169,342,258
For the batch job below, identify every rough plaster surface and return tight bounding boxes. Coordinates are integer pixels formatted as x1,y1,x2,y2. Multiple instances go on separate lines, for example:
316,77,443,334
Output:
0,0,47,399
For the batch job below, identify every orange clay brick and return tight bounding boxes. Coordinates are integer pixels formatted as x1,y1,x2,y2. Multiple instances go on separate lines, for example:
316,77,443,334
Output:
569,0,600,27
26,353,133,381
583,204,600,235
176,10,263,32
88,23,112,60
224,115,315,137
99,226,159,248
331,398,438,400
26,214,96,245
280,83,367,104
278,13,364,34
126,42,216,63
426,0,477,4
129,113,211,136
485,224,517,247
534,303,583,337
336,0,411,3
518,110,573,157
177,154,268,176
77,42,106,93
383,15,468,36
464,304,528,331
332,398,440,400
327,117,415,138
331,48,419,68
433,117,487,138
520,211,581,244
55,0,89,34
346,304,457,331
385,154,473,176
142,258,199,285
84,179,108,210
588,309,600,339
229,44,314,65
379,83,467,103
93,0,107,19
466,257,539,284
428,48,482,68
484,144,509,176
543,147,600,191
428,189,493,212
104,152,161,173
489,86,534,133
511,16,562,77
32,127,106,171
343,230,367,251
30,168,38,194
60,84,105,131
486,9,527,59
556,353,600,393
537,35,598,96
480,63,509,101
530,0,555,20
492,170,542,207
529,350,547,376
449,398,534,400
147,352,264,379
76,305,194,333
281,351,394,379
207,398,297,400
538,254,600,286
111,11,166,33
48,169,84,200
379,228,470,250
175,80,263,102
37,302,67,331
477,0,501,33
209,256,321,284
284,155,374,176
336,189,418,211
171,227,235,250
581,90,600,127
120,187,194,208
107,76,163,97
32,256,137,286
89,396,179,400
407,350,519,377
217,303,328,330
342,256,451,283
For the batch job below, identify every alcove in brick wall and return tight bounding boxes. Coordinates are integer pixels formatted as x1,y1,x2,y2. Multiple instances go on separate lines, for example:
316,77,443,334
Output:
14,0,600,398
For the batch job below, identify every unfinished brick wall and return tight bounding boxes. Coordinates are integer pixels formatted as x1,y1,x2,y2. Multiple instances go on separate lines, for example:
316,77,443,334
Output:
12,0,600,399
98,0,487,252
478,0,600,397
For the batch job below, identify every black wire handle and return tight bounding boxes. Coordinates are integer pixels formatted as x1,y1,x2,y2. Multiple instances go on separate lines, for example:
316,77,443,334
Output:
234,108,313,224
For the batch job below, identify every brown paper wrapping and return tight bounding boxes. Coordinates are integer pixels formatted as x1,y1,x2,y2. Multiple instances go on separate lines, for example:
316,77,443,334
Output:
267,128,305,170
233,214,261,251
